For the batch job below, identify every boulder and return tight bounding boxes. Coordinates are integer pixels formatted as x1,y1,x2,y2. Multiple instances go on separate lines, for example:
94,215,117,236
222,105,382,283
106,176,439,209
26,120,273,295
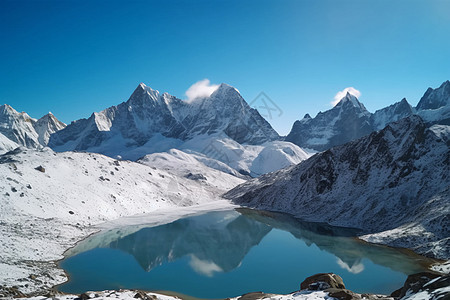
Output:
396,272,450,298
326,288,361,300
34,165,45,172
238,292,268,300
134,291,157,300
300,273,345,290
75,293,90,300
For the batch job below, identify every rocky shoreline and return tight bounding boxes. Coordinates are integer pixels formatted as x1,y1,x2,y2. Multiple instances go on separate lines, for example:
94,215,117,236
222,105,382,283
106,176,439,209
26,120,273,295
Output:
2,271,449,300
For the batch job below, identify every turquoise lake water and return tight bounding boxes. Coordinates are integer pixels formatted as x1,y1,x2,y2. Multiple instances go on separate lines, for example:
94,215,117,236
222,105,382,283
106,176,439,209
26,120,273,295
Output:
59,209,435,298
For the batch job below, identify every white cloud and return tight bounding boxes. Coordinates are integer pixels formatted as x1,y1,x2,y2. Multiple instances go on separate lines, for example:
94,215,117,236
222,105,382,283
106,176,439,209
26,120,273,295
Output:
332,87,361,106
188,255,223,277
336,258,365,274
185,79,219,101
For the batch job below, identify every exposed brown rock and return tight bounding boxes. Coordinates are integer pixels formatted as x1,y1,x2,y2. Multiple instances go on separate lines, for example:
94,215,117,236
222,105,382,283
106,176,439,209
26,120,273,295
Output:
326,288,361,300
300,273,345,290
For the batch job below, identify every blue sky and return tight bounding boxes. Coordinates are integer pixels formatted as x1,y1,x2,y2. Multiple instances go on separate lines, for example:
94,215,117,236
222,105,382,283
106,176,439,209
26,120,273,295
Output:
1,0,450,135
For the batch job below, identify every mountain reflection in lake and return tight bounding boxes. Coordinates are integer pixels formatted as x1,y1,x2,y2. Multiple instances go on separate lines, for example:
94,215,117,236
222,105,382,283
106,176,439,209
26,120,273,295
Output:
59,209,437,298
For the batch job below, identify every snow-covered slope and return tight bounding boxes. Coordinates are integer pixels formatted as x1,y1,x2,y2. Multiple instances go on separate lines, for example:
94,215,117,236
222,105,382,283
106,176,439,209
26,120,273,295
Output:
174,134,312,177
0,132,19,153
138,136,311,178
249,141,311,176
49,83,279,157
139,148,246,181
0,105,66,153
285,93,373,151
225,116,450,259
0,147,243,293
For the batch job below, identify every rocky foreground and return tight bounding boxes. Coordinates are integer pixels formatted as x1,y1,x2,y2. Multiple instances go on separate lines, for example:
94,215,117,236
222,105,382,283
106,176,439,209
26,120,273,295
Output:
1,272,449,300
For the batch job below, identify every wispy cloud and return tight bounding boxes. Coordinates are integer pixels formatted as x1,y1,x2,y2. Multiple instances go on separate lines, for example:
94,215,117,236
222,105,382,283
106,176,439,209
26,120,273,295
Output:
336,258,365,274
332,87,361,106
185,79,219,101
188,255,223,277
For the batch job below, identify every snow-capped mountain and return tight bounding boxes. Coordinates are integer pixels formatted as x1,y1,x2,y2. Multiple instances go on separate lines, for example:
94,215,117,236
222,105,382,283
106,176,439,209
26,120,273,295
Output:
0,104,40,149
285,92,373,151
286,81,450,151
49,83,279,156
47,83,310,176
184,83,279,144
34,113,68,146
417,80,450,110
371,98,414,130
0,104,66,153
416,80,450,125
225,116,450,259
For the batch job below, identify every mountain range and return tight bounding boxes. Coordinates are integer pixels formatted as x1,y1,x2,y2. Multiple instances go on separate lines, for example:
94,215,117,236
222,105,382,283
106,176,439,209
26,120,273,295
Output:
286,80,450,151
1,80,449,178
0,104,66,152
48,83,279,154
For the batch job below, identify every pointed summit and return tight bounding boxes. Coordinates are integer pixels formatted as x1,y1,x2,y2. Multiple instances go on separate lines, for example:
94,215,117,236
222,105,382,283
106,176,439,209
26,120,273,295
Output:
35,112,66,145
0,104,40,149
286,91,371,151
128,83,161,107
335,92,367,111
204,83,246,110
371,98,414,130
0,104,14,113
209,83,240,99
416,80,450,110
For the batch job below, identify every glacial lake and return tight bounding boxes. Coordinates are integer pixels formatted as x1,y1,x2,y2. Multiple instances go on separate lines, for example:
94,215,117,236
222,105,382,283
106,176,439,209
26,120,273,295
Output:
59,209,437,298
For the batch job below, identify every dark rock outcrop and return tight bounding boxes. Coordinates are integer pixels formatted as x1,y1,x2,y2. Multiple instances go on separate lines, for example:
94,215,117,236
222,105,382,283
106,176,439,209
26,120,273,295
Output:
300,273,345,290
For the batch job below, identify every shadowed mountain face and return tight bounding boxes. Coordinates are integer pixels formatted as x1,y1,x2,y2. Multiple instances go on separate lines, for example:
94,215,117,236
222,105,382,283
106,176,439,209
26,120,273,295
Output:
285,93,373,151
417,80,450,110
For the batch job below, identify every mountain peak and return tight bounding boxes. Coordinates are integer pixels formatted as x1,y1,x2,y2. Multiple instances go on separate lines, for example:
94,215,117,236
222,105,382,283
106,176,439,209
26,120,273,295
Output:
39,112,55,119
335,92,367,111
440,80,450,87
416,80,450,111
0,104,16,115
137,82,159,95
211,83,238,96
208,83,242,104
128,83,161,106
